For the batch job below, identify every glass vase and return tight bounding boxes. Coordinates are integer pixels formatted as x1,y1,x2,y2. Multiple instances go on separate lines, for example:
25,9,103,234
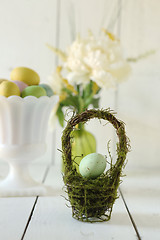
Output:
62,124,96,172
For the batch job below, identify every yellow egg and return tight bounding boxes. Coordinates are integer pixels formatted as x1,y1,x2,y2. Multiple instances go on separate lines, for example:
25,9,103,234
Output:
10,67,40,86
0,80,20,97
0,79,8,84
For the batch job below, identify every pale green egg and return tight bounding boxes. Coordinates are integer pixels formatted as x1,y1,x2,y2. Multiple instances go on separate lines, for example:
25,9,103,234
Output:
21,86,47,98
79,153,106,179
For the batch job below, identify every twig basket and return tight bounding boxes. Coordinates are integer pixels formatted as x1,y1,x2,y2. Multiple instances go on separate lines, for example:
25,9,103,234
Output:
62,109,130,222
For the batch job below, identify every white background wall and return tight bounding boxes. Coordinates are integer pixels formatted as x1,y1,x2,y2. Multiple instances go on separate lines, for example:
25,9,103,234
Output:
0,0,159,170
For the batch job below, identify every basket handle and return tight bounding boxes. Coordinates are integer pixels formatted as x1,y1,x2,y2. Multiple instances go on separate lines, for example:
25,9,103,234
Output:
62,109,129,174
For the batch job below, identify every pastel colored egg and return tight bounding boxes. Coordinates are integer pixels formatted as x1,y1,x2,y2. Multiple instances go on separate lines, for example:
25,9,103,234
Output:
0,79,8,84
39,84,54,97
11,80,28,93
0,80,20,97
10,67,40,86
21,86,47,98
79,153,106,179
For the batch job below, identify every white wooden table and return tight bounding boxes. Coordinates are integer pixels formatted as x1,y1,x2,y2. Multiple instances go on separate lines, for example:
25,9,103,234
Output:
0,162,159,240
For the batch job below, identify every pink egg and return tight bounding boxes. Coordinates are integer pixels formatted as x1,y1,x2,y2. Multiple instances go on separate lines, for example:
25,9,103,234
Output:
11,80,28,93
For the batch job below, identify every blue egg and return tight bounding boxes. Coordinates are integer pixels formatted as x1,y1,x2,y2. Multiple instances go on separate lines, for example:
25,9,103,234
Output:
79,153,106,179
39,84,54,97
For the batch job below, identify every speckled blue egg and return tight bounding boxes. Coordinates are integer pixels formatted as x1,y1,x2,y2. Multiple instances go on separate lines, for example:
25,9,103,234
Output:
79,153,106,179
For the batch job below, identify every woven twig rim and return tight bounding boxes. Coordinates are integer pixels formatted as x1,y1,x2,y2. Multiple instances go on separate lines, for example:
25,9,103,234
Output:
62,108,130,222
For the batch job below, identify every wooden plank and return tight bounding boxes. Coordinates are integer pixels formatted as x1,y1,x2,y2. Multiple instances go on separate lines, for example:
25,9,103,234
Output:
0,163,48,240
0,0,57,80
23,166,138,240
119,0,160,170
59,0,118,44
121,169,160,240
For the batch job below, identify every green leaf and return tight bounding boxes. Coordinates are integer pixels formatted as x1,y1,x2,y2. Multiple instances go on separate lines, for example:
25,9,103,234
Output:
76,84,80,94
92,97,100,108
84,96,94,109
68,95,79,109
82,81,93,99
83,96,100,109
78,96,85,113
56,106,64,127
62,87,73,95
61,88,79,109
60,97,75,107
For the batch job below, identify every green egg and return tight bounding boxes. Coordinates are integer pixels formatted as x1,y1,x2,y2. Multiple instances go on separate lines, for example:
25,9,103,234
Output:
39,83,54,97
21,86,47,98
79,153,106,179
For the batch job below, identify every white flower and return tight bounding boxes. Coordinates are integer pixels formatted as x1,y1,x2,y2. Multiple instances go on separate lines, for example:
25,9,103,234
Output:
67,71,90,85
62,31,131,88
91,69,116,88
65,39,90,74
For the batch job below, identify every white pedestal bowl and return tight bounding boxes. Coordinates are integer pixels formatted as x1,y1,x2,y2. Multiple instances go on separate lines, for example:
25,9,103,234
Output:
0,95,58,197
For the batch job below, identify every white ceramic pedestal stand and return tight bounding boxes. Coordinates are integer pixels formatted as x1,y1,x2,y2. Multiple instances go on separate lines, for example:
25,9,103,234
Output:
0,95,58,197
